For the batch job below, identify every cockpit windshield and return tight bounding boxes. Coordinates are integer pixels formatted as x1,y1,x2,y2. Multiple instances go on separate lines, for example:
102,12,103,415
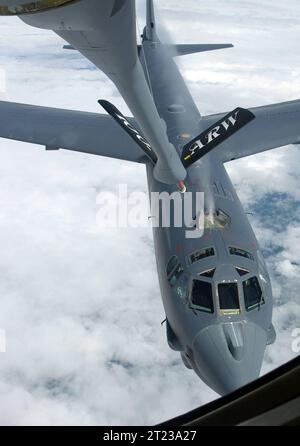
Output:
243,276,264,311
190,280,214,313
218,282,241,315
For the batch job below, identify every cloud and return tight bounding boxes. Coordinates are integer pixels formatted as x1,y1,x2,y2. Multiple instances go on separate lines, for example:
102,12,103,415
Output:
0,0,299,426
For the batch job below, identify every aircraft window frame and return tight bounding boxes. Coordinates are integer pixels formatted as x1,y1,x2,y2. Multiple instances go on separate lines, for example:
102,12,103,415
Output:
190,279,214,314
236,266,250,277
166,256,178,276
218,282,241,315
243,276,265,312
198,268,216,278
229,246,254,261
166,255,184,287
187,247,216,266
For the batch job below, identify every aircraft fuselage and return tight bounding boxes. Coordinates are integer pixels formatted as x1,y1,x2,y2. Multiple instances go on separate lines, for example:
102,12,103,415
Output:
142,35,274,395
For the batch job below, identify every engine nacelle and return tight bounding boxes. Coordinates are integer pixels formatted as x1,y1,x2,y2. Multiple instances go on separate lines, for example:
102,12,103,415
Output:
0,1,118,32
0,1,76,15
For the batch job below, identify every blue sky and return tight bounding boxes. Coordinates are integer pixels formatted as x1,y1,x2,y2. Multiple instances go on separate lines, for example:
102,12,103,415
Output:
0,0,299,425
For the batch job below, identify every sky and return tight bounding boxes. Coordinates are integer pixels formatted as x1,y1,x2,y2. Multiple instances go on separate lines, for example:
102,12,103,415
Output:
0,0,299,426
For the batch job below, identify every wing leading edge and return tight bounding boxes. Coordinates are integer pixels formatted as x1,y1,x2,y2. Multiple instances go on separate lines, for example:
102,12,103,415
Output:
0,101,146,163
2,98,300,166
201,99,300,162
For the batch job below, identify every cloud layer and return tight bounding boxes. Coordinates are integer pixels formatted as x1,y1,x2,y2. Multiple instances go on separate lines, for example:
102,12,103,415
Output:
0,0,299,425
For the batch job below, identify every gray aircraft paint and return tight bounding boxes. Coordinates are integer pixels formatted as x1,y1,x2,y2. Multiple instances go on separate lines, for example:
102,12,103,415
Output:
0,0,292,395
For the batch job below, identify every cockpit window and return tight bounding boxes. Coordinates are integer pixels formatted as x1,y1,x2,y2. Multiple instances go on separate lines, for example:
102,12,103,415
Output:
243,276,264,311
199,268,216,278
166,256,183,287
167,256,178,276
229,246,254,261
191,280,214,313
236,267,250,276
218,283,241,315
188,247,215,265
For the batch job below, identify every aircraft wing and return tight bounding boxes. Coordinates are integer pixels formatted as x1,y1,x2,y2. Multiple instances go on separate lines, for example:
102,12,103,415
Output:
0,101,146,163
201,99,300,162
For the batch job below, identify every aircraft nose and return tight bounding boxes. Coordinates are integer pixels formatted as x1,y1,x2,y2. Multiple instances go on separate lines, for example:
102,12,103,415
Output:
192,321,268,395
